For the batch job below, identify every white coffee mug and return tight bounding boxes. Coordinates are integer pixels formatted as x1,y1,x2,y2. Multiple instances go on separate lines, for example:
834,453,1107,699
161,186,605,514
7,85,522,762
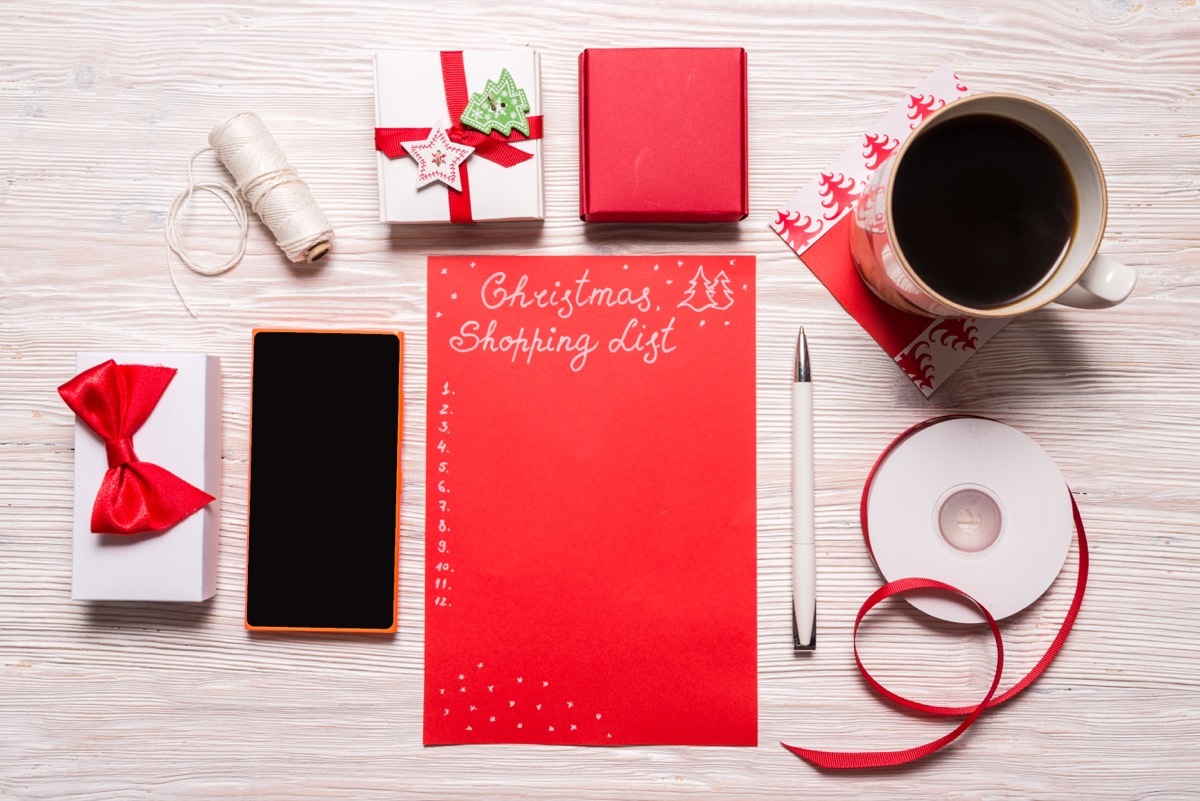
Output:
850,93,1137,318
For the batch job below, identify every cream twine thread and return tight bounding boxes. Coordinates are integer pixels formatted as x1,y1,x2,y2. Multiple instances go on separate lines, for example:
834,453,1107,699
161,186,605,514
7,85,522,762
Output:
165,111,333,317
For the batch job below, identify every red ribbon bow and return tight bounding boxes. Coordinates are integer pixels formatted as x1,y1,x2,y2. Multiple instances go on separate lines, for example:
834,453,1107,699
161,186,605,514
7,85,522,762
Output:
374,50,544,223
58,360,215,535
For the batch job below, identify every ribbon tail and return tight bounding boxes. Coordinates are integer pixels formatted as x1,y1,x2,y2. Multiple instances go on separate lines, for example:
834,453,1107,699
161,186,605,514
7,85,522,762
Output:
486,114,543,143
782,740,928,770
375,127,433,159
447,161,474,224
92,462,215,535
781,698,991,769
470,138,535,168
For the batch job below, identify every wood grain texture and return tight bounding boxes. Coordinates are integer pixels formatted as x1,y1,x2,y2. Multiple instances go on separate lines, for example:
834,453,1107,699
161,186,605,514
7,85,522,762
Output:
2,0,1199,798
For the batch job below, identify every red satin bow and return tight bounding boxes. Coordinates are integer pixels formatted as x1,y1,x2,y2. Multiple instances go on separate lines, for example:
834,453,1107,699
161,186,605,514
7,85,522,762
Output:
374,50,544,223
59,360,215,535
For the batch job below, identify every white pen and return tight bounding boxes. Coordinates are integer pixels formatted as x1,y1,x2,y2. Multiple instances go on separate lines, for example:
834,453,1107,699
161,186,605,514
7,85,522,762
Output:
793,327,816,650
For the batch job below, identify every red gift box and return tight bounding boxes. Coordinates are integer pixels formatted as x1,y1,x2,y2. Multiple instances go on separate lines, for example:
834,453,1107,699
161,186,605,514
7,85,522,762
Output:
579,48,749,223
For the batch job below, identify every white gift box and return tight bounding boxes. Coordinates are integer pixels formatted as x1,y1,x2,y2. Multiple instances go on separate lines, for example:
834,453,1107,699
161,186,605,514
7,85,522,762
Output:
374,50,544,223
70,352,221,602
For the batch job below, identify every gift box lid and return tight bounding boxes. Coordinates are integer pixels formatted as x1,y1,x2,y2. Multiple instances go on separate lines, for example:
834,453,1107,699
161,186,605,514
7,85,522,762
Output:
579,47,748,224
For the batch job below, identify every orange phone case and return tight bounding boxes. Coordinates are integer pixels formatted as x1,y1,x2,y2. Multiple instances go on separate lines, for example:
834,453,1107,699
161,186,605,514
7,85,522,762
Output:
245,328,403,633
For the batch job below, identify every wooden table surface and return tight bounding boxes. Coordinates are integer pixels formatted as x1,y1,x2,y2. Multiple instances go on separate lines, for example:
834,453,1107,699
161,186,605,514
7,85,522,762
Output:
2,1,1198,798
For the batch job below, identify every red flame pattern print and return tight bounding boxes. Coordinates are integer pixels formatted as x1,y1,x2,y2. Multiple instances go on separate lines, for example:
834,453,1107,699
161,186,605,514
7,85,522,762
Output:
953,73,969,93
907,93,946,129
928,318,979,351
896,339,935,391
817,172,861,220
772,210,825,251
862,133,900,171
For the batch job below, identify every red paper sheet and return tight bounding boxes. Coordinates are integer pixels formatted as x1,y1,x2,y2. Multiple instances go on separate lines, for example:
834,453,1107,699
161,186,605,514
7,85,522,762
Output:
424,255,757,746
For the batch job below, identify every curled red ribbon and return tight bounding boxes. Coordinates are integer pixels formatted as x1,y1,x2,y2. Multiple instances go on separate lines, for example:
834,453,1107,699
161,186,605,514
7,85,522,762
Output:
783,415,1088,769
59,360,215,535
374,50,544,223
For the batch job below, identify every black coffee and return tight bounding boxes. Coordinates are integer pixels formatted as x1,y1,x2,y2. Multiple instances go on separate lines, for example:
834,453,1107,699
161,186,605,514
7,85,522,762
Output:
892,114,1077,309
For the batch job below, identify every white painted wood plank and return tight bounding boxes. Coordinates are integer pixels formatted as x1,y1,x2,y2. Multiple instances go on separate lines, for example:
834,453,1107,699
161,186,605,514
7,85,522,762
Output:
2,0,1199,798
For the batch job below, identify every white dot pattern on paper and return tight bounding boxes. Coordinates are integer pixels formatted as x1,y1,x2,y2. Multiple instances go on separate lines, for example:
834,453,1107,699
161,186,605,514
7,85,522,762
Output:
437,666,610,742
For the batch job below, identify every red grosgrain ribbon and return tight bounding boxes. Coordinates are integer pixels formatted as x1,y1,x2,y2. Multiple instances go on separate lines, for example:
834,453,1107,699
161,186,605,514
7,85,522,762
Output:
783,415,1089,769
58,360,215,535
374,51,544,223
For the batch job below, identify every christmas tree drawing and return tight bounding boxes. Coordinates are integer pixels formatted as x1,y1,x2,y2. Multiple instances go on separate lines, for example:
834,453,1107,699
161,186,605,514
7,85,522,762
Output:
678,265,716,311
710,270,736,310
459,69,531,137
772,210,824,252
818,172,861,220
862,132,899,170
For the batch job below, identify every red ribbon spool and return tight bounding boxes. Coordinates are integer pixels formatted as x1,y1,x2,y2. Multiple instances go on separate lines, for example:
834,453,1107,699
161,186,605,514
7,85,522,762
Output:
783,415,1089,769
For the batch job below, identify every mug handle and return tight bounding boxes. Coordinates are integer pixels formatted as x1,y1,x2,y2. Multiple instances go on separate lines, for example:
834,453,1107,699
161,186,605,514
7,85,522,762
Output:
1055,254,1138,309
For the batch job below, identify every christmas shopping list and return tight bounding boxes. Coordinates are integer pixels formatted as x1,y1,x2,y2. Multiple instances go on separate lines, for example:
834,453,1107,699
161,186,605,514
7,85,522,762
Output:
424,255,757,746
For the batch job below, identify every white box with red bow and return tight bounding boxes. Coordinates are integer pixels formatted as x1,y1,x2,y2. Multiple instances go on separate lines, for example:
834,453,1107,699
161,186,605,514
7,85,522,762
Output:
65,353,221,602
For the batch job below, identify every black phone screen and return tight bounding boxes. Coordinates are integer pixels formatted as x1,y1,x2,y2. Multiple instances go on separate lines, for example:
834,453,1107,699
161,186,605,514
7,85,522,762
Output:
246,331,402,631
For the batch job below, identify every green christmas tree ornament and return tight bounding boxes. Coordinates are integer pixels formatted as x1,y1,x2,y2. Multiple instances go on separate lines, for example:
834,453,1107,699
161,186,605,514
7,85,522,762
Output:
459,68,531,137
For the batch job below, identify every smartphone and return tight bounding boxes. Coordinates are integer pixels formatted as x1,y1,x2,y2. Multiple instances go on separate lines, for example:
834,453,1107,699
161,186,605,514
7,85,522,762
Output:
246,330,403,632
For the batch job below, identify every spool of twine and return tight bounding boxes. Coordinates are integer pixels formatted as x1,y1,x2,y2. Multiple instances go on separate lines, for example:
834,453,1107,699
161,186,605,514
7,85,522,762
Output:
165,111,333,316
208,112,332,263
